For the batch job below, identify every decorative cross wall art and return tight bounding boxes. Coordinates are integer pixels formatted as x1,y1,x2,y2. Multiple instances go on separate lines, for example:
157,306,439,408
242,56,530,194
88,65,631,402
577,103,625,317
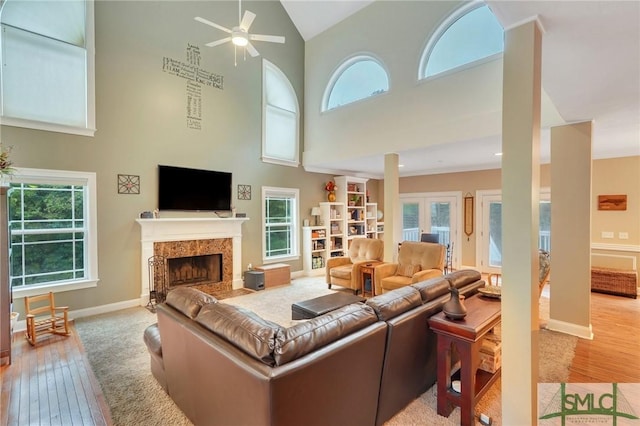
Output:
118,174,140,194
238,184,251,200
162,44,224,130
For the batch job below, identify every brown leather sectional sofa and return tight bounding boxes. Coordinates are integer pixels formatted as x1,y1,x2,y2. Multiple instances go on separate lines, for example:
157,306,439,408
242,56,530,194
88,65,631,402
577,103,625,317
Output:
146,269,485,426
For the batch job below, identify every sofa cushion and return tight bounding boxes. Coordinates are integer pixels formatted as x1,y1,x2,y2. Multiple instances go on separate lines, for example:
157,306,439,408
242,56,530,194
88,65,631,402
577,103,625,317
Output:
397,263,421,277
166,287,218,319
196,303,282,366
446,269,482,289
411,277,451,303
366,286,422,321
274,303,378,366
330,264,354,280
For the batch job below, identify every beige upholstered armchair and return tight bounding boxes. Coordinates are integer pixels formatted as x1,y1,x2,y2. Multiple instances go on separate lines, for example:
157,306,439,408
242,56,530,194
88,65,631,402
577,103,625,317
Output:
326,238,384,294
374,241,445,294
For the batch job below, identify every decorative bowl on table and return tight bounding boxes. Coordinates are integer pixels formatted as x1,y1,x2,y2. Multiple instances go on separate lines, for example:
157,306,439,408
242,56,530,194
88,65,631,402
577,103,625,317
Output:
478,285,502,298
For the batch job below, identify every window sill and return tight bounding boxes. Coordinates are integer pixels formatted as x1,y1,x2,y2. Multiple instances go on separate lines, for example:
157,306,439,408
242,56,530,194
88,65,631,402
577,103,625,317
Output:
263,255,299,264
12,279,99,299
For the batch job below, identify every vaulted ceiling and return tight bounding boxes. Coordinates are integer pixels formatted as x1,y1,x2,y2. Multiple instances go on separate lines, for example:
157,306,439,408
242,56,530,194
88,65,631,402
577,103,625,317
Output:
280,1,640,177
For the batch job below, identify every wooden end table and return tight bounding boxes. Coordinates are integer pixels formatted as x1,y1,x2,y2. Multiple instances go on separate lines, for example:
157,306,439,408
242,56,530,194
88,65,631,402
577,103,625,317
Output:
427,295,501,426
360,261,382,297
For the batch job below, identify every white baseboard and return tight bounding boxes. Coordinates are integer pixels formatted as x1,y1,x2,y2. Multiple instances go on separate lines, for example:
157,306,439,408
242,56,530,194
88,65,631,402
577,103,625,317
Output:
545,318,594,340
291,270,306,279
12,298,143,333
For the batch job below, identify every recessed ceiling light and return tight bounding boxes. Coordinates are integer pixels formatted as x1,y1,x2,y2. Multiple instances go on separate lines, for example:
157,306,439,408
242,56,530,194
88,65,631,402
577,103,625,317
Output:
494,152,503,156
399,164,405,168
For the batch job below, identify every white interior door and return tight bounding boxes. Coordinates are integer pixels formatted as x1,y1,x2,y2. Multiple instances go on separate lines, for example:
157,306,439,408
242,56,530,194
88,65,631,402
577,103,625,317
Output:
477,189,551,274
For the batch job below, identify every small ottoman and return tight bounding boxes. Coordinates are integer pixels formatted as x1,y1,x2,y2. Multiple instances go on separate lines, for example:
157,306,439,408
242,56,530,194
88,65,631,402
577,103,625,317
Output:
291,292,365,320
591,267,638,298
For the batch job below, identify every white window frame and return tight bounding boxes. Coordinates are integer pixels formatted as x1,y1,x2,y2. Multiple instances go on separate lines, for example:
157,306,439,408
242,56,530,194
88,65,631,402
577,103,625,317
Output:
262,186,300,263
8,167,99,298
418,2,503,81
262,59,299,167
322,53,390,112
0,0,96,136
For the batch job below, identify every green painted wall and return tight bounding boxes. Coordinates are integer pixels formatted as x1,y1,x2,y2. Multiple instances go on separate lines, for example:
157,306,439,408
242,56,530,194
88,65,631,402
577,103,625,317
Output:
1,1,332,312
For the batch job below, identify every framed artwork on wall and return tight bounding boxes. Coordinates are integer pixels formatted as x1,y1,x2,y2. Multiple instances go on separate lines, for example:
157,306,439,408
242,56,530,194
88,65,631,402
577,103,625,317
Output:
597,194,627,211
118,174,140,194
238,184,251,200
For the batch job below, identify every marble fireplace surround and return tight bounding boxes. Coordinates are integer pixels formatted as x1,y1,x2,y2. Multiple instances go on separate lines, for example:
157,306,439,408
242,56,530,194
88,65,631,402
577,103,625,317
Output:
136,218,248,305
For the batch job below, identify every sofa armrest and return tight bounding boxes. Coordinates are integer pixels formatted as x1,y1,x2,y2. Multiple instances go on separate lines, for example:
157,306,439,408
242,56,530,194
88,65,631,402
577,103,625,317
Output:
374,263,398,295
411,268,443,283
325,256,353,284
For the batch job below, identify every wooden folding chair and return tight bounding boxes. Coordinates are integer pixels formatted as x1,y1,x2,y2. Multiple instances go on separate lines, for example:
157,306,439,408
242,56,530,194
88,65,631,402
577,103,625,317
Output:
24,292,70,346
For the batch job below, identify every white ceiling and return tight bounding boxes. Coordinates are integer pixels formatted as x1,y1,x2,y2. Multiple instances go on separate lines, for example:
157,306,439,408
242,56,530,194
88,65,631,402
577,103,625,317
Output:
280,0,640,177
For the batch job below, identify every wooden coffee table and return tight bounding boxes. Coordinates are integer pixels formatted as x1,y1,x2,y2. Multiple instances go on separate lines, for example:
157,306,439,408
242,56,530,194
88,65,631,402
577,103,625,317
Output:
291,292,365,320
427,294,501,426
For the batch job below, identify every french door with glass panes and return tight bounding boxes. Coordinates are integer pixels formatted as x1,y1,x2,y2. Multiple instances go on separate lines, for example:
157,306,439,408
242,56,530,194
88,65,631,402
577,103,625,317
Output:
476,189,551,273
400,192,461,269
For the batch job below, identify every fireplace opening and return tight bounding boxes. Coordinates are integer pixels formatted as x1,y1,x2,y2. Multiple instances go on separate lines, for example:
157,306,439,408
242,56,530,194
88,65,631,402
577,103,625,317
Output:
167,254,222,287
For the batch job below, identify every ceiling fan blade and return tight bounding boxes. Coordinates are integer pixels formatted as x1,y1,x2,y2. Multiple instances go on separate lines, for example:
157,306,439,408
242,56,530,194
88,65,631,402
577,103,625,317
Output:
205,37,231,47
194,16,232,33
249,34,285,44
246,42,260,57
240,10,256,31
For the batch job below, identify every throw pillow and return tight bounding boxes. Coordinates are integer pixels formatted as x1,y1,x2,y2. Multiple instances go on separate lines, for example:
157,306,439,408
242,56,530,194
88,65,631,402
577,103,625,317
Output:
397,263,421,277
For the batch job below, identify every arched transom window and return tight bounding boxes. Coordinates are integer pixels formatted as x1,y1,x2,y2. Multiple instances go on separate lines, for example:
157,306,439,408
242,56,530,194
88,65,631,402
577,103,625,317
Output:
419,3,503,79
323,55,389,111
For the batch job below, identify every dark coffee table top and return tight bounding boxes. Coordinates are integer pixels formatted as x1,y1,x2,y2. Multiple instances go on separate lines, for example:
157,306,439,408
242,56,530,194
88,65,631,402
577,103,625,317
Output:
292,292,365,317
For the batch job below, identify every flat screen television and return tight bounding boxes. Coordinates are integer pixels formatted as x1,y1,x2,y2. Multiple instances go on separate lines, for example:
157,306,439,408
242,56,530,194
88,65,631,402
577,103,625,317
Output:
158,165,232,212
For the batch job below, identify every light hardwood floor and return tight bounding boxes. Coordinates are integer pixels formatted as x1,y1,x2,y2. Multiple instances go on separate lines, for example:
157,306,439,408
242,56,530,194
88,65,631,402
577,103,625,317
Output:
0,291,638,425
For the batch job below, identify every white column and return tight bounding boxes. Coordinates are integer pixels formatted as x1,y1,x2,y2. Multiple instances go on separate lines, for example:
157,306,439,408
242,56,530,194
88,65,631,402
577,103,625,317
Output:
549,122,593,338
383,153,400,262
501,19,543,425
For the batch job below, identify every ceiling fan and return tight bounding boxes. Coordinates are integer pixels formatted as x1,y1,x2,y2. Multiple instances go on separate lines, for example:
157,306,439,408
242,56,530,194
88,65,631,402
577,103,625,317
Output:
195,0,285,65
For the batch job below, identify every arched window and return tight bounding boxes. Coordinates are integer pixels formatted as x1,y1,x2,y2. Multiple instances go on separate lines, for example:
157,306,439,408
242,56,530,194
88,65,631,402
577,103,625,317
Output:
262,60,299,167
323,55,389,111
419,3,503,79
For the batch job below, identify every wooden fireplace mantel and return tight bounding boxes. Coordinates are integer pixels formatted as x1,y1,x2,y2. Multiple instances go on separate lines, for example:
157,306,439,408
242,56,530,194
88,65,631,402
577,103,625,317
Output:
136,217,249,305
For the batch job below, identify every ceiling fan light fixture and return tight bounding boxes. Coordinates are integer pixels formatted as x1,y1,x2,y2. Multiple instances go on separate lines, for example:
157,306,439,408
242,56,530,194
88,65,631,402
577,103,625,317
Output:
232,28,248,46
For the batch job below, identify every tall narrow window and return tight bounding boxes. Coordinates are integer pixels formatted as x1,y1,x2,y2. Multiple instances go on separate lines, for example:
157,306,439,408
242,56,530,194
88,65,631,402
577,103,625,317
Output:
419,3,503,79
7,168,99,297
262,187,299,262
323,55,389,111
0,0,95,136
262,60,299,167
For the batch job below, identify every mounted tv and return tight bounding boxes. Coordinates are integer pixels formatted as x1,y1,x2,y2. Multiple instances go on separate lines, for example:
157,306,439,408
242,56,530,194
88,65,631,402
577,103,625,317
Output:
158,165,232,212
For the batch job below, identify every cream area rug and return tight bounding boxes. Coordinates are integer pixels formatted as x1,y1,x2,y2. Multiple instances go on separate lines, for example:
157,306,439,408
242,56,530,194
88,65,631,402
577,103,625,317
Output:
74,277,577,426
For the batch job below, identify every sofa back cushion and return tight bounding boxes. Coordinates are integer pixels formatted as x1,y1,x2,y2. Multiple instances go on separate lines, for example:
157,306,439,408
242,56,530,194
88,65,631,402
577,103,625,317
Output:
411,276,451,303
348,238,384,263
446,269,482,289
195,303,282,366
166,287,218,319
274,303,378,366
366,286,422,321
397,241,445,271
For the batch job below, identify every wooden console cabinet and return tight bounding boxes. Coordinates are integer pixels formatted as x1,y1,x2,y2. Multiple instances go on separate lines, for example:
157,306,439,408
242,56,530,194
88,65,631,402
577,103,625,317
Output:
428,295,501,426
